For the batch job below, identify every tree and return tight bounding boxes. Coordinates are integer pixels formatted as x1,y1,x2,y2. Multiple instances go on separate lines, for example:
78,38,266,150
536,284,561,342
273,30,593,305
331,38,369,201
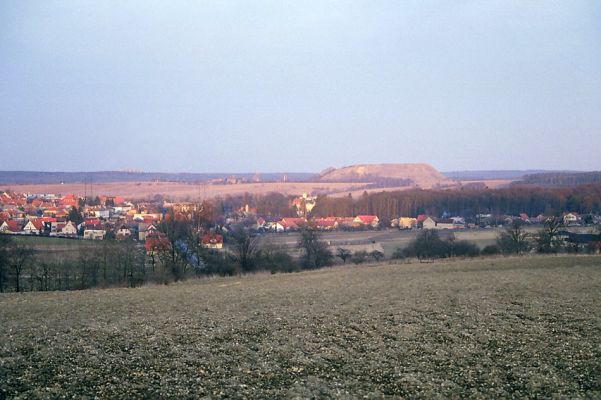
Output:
7,242,34,292
351,250,368,264
370,250,385,262
404,229,449,260
67,206,83,225
230,228,260,273
297,228,333,269
498,221,531,254
536,218,563,253
336,248,352,264
0,235,11,292
481,244,501,256
158,210,192,281
448,240,480,258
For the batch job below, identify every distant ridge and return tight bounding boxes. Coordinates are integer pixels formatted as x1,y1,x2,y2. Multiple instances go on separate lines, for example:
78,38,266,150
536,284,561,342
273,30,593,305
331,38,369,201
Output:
0,171,314,185
443,170,549,181
319,163,454,188
512,171,601,187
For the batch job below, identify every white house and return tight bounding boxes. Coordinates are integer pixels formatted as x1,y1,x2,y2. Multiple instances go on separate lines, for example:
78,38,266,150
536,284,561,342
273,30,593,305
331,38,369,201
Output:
422,217,437,229
60,221,78,237
22,220,42,235
84,229,105,240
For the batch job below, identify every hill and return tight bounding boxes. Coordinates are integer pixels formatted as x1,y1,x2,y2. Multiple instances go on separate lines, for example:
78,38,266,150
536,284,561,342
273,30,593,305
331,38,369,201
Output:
1,256,599,397
319,163,454,188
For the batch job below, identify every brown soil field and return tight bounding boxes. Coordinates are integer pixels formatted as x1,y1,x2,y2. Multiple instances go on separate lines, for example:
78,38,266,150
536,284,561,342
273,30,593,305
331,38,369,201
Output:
460,179,514,189
3,181,377,201
1,255,600,398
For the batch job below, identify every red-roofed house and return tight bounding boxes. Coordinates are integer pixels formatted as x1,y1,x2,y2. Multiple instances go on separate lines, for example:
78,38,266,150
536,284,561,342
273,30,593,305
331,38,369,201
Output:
60,194,79,208
353,215,380,228
277,217,307,231
0,220,21,234
313,218,338,230
23,219,44,234
416,214,428,224
201,233,223,249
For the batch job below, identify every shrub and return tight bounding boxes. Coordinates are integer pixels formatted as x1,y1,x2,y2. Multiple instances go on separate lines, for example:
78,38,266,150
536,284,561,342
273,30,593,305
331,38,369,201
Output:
391,247,405,260
262,251,299,274
481,244,501,256
352,250,368,264
449,240,480,257
370,250,385,262
404,230,449,260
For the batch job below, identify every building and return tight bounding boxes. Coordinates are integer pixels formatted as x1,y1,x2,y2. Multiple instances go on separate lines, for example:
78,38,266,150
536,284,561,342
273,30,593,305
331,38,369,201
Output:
201,234,223,249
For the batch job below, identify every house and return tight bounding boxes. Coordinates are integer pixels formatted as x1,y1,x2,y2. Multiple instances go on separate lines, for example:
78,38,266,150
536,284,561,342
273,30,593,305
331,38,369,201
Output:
416,214,429,224
277,217,307,231
23,219,44,235
422,217,437,229
90,209,111,219
398,217,417,229
201,233,223,249
138,223,157,241
116,224,133,240
313,217,338,231
84,229,105,240
0,220,21,234
59,194,79,208
256,217,266,230
292,193,317,217
59,221,78,237
353,215,380,228
434,219,456,229
563,212,581,226
559,231,601,253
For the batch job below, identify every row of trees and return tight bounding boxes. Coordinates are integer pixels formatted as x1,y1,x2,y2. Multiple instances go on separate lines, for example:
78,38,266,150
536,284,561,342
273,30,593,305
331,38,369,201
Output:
0,237,147,293
393,219,600,261
311,184,601,223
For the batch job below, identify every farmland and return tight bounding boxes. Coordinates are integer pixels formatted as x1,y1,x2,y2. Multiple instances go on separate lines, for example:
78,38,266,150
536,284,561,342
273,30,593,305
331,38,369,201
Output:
2,181,376,202
1,255,600,398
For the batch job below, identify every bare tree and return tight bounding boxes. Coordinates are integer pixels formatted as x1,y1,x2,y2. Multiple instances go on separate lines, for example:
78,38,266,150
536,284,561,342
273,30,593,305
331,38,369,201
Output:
336,248,352,264
0,235,11,292
498,221,531,254
230,228,260,273
536,218,563,253
298,228,333,269
7,242,34,292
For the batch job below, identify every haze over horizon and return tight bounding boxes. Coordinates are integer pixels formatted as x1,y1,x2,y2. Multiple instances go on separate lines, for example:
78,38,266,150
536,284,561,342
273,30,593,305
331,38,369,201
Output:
2,1,600,173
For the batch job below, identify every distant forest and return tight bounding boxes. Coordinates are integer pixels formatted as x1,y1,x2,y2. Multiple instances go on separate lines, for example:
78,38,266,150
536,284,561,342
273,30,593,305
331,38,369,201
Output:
513,172,601,188
309,184,601,222
214,184,601,223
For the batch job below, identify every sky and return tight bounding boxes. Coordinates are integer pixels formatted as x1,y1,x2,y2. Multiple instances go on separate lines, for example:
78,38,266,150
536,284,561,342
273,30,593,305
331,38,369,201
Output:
1,1,600,173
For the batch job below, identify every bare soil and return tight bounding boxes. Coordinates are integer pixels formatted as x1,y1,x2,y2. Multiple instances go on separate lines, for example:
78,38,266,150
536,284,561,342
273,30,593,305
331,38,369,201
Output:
1,255,600,398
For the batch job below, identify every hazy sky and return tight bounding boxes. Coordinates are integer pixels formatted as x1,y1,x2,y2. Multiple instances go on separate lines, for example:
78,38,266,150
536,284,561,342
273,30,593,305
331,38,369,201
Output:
1,1,600,173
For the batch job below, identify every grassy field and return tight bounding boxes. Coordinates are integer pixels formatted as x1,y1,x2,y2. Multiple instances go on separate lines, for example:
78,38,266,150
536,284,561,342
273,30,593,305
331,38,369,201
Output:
1,255,600,398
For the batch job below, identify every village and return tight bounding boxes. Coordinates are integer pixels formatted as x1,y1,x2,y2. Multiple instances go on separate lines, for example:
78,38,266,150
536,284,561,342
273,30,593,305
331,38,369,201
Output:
1,190,599,253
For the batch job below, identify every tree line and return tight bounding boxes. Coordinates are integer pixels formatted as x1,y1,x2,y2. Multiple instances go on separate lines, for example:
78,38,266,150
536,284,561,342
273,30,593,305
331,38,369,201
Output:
311,184,601,223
